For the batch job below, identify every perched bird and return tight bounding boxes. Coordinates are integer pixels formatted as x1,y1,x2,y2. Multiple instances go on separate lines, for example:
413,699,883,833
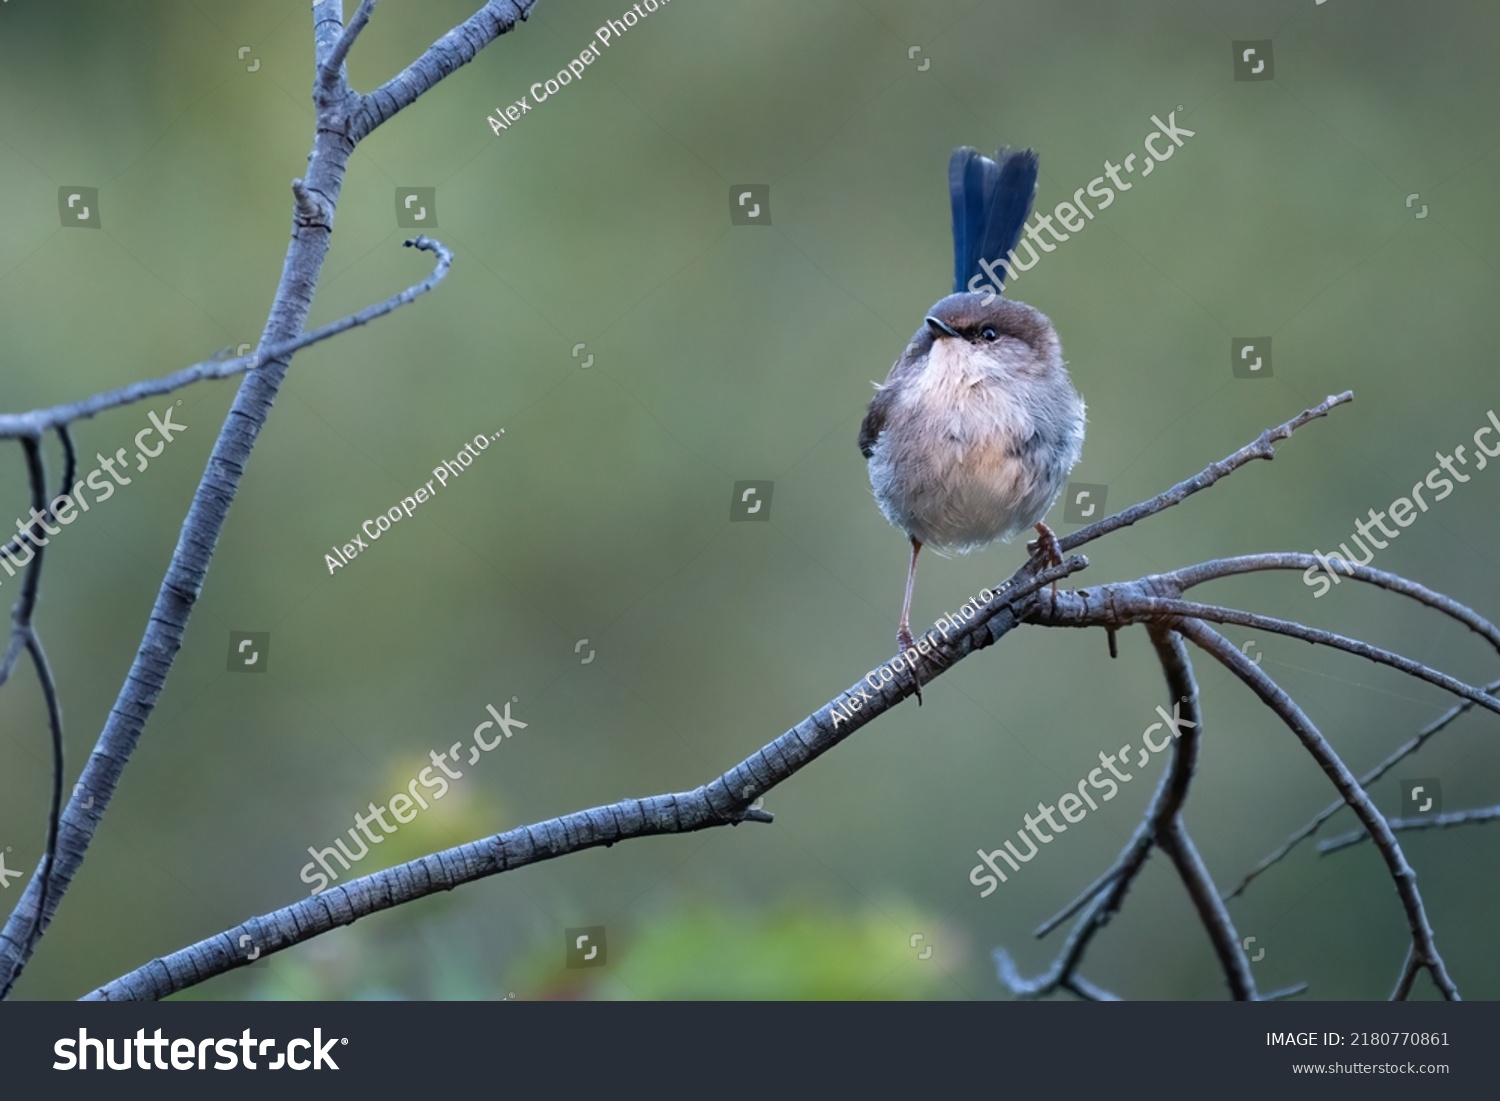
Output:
858,146,1086,671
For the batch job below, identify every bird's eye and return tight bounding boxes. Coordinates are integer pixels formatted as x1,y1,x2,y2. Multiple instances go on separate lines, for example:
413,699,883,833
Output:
980,326,997,342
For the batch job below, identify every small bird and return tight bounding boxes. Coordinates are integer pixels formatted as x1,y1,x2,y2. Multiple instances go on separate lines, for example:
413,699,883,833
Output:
858,145,1086,671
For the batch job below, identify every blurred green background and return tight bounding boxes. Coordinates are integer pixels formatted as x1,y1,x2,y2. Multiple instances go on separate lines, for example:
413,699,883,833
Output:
1,0,1498,1001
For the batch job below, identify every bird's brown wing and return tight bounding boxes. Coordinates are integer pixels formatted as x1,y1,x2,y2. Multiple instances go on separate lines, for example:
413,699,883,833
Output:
858,384,895,459
858,343,925,459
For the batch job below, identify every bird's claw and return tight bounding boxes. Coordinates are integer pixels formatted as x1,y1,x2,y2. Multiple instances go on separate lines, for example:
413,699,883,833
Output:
1026,521,1063,569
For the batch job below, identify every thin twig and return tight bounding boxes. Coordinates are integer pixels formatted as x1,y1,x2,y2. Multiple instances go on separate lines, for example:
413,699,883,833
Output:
319,0,377,90
1226,676,1500,900
1028,570,1500,904
17,635,63,990
0,430,74,684
1059,392,1354,554
1392,944,1420,1001
0,432,69,999
1319,806,1500,854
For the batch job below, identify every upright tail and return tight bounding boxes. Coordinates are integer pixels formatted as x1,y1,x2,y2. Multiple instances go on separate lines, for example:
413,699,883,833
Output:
949,146,1039,295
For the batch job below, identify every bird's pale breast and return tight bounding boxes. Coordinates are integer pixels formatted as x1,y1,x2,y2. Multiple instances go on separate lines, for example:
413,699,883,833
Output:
867,339,1069,553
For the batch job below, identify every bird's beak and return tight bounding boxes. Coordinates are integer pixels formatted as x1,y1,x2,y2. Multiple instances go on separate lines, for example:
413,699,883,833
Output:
925,316,960,339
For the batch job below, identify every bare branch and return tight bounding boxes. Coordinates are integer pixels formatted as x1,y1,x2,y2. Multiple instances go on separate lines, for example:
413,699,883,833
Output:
1176,619,1460,1001
0,4,480,990
352,0,539,143
1,0,546,997
41,359,1482,1004
1319,806,1500,854
1029,567,1500,905
0,237,452,440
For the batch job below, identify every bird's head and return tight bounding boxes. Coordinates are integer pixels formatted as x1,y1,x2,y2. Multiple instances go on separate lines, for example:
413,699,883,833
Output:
921,292,1061,379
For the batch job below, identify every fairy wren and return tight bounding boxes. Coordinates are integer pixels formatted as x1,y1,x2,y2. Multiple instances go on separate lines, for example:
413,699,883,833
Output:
858,146,1086,660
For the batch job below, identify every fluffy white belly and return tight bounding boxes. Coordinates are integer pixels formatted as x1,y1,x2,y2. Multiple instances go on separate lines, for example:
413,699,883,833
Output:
868,342,1056,553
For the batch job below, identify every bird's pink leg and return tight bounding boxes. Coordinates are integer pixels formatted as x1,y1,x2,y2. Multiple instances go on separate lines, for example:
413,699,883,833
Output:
897,538,924,704
897,537,921,653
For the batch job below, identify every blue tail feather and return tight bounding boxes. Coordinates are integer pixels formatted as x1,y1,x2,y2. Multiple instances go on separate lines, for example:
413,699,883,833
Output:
949,146,1039,295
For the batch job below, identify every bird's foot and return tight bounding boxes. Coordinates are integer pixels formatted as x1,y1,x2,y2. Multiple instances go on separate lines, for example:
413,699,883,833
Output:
1027,521,1063,602
1026,521,1063,569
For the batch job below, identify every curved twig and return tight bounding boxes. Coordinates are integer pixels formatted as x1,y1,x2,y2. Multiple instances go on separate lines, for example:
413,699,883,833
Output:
1171,554,1500,657
1110,596,1500,719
